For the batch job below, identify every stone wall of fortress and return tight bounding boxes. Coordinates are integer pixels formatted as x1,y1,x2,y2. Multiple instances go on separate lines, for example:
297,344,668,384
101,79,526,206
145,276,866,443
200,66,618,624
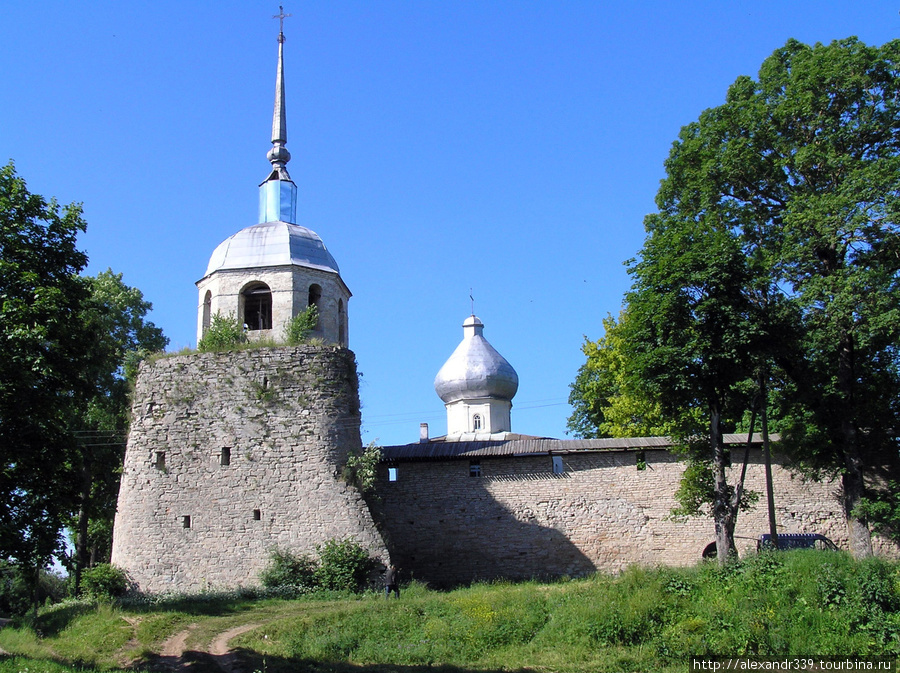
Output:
110,347,388,594
111,346,897,593
375,449,895,586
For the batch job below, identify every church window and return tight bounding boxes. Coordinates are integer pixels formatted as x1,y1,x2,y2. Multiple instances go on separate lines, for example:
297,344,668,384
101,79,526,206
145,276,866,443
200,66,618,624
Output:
472,414,482,431
469,460,481,478
552,455,564,474
242,283,272,331
388,466,398,482
154,451,166,470
202,291,212,336
182,515,191,529
220,447,231,467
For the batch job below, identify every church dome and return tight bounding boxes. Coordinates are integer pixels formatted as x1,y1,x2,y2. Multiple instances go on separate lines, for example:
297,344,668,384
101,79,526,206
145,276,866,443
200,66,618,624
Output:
203,220,340,278
434,315,519,404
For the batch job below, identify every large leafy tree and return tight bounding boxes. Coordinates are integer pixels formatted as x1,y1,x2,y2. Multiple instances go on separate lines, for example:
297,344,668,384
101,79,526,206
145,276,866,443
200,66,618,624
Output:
682,37,900,558
0,162,94,594
0,163,168,606
573,37,900,559
621,212,767,562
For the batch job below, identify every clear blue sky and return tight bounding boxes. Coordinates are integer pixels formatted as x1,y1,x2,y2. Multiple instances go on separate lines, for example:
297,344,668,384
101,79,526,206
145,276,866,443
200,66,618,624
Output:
2,2,898,446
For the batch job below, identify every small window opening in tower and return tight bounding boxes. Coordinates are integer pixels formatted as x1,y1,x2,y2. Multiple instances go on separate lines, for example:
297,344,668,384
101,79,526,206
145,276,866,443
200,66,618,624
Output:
182,515,191,529
552,455,564,475
308,284,322,331
253,509,261,521
154,451,166,470
636,450,647,471
220,447,231,467
242,283,273,331
388,466,398,482
469,460,481,478
472,414,482,431
202,291,212,336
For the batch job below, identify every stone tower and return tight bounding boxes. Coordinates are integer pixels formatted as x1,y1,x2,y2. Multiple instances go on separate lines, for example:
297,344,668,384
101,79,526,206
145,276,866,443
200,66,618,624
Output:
195,21,350,347
111,19,386,593
434,315,519,438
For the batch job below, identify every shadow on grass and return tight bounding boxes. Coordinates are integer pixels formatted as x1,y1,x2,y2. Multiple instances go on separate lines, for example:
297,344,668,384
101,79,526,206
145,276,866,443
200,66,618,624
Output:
31,602,99,638
236,648,544,673
126,648,546,673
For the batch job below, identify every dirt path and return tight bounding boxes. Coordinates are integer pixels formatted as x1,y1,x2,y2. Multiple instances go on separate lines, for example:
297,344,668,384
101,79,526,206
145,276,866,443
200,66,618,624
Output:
208,623,263,673
153,621,262,673
160,623,198,659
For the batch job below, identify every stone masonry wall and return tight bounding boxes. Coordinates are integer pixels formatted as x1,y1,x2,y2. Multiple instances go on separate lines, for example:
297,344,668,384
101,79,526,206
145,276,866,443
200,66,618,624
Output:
375,449,889,586
111,346,387,594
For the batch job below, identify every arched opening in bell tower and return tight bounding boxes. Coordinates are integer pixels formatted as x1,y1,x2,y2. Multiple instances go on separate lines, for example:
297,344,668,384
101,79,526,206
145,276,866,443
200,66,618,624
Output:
308,284,322,332
202,291,212,336
242,282,273,331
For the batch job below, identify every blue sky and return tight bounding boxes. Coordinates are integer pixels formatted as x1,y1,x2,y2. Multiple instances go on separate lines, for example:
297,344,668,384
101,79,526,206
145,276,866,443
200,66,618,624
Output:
2,2,898,447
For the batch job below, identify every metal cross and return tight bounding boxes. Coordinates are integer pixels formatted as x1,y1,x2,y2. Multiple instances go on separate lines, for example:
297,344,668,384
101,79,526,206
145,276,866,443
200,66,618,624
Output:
274,5,292,34
470,289,475,316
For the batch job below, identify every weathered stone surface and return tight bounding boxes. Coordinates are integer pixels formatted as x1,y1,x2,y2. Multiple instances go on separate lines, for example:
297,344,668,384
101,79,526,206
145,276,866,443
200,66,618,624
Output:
111,346,387,593
375,450,896,586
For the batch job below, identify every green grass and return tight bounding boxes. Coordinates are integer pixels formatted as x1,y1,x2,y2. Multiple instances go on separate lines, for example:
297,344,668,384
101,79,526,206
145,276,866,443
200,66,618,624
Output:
1,552,899,673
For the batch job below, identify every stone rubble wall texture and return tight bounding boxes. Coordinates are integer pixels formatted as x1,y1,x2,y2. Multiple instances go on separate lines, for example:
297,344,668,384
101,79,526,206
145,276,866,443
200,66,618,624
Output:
375,450,898,587
111,346,387,594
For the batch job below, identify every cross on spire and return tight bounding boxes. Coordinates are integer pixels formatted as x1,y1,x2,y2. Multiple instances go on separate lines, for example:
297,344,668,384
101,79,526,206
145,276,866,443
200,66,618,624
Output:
274,5,292,42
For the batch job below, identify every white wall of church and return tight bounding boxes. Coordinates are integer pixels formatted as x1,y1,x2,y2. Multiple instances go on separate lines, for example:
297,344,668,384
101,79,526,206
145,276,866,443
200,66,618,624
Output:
444,397,512,435
196,266,350,347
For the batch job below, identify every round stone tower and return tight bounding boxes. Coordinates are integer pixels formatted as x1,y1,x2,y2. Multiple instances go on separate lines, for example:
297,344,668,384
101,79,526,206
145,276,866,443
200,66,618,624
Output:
196,24,350,347
434,315,519,438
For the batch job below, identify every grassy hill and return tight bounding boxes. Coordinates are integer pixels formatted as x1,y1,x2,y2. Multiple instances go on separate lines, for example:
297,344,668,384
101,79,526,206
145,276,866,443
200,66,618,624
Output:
0,551,898,673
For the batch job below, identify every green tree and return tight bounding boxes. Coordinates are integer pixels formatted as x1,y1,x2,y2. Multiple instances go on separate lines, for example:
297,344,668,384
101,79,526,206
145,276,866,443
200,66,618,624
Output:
605,37,900,559
621,211,765,562
567,312,673,438
70,270,167,591
0,162,94,605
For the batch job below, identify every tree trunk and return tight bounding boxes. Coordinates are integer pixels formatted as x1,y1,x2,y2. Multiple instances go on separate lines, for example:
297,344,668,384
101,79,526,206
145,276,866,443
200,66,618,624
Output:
73,452,93,595
837,328,873,558
843,452,873,558
711,405,737,564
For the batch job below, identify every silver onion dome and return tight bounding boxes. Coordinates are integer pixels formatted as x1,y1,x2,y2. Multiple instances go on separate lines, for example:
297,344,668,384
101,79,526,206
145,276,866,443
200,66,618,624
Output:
203,221,340,278
434,315,519,404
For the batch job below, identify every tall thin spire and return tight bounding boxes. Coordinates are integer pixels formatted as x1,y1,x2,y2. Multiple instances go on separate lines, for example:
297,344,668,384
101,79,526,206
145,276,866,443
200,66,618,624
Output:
259,6,299,224
266,6,292,181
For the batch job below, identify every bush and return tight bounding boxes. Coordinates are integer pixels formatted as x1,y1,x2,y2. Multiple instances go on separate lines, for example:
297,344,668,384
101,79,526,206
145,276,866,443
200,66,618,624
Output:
314,538,377,592
284,304,318,345
198,313,247,352
80,563,128,601
259,549,318,591
342,442,382,494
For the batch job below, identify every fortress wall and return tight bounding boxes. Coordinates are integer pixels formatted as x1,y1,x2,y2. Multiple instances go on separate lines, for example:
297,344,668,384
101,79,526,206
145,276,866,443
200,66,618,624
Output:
376,449,860,586
111,346,387,594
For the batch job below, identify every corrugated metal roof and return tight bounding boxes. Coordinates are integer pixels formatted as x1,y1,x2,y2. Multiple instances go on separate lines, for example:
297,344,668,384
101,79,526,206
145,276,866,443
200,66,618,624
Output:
381,434,776,462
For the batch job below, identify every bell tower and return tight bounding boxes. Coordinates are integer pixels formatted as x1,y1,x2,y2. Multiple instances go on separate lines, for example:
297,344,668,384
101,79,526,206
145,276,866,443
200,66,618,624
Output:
196,10,350,346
